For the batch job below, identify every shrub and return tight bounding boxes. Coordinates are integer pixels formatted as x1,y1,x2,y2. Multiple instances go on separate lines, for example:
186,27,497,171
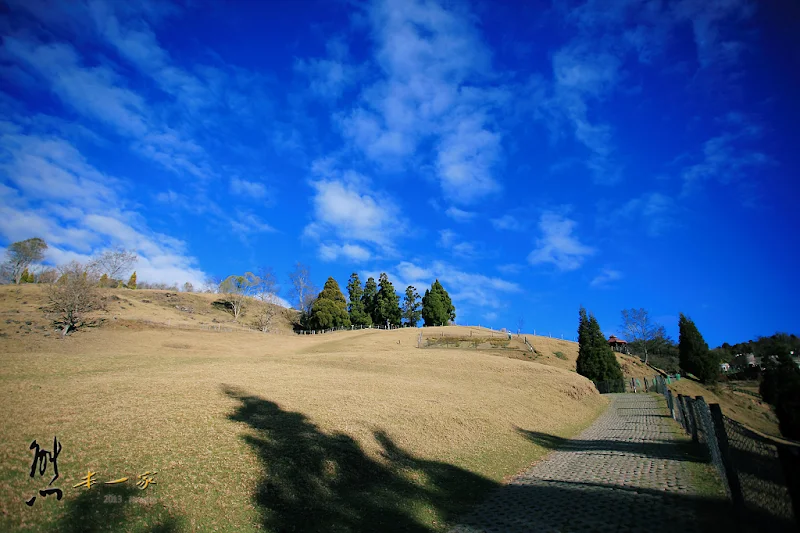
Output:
46,261,101,336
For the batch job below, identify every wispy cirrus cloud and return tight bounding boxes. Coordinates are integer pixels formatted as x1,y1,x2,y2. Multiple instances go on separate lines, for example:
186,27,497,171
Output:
528,211,595,271
2,35,212,180
319,243,372,263
438,229,480,260
611,192,678,237
321,0,506,205
490,214,525,231
367,259,522,312
535,0,759,184
0,125,207,286
444,206,475,223
680,113,774,198
590,268,622,288
294,38,362,101
230,177,271,200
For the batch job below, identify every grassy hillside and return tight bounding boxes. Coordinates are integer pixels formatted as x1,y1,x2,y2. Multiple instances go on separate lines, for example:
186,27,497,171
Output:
666,377,781,438
0,285,607,532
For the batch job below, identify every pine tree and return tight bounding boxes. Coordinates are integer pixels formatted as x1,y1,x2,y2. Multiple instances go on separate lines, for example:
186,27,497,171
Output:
127,271,137,289
99,273,110,287
374,273,401,327
346,273,372,326
20,268,31,283
421,279,455,326
362,276,378,324
678,314,717,383
309,277,351,330
402,286,422,327
576,307,623,389
576,307,595,377
436,280,456,323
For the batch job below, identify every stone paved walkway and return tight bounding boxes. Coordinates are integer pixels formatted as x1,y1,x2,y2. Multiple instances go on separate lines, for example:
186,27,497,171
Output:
449,394,731,533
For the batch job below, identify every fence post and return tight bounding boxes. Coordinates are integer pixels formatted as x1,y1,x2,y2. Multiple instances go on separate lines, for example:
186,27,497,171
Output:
687,397,699,443
709,404,745,510
667,390,675,419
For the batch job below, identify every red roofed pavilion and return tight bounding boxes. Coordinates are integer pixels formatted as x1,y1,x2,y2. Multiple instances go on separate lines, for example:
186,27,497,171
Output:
608,335,629,354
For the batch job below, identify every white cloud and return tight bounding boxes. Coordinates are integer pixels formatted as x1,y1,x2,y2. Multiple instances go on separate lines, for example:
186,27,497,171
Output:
528,212,595,271
332,0,504,204
491,214,524,231
0,127,208,288
497,263,523,275
304,170,405,258
590,268,623,288
444,206,475,223
2,36,211,180
229,213,277,235
438,229,457,248
396,261,433,282
370,260,521,312
536,45,621,184
532,0,759,185
680,116,773,197
294,38,360,100
319,243,371,263
230,177,269,200
438,229,480,259
88,0,212,109
614,192,677,237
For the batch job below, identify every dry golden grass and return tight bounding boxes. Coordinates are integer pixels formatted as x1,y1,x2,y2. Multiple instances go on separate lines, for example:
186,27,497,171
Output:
666,378,781,438
0,285,607,532
519,334,652,381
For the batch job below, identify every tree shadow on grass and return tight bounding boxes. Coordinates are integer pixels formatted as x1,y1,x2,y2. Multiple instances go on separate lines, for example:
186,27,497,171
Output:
53,483,181,533
516,429,708,463
222,384,497,532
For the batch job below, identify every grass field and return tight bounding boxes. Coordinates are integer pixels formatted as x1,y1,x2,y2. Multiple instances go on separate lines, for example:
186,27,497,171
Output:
0,285,608,532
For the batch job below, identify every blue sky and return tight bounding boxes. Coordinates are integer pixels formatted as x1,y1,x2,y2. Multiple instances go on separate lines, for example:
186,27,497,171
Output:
1,0,797,347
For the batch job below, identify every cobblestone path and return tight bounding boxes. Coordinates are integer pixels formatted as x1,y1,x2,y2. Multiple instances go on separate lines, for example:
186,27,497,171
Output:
449,394,731,533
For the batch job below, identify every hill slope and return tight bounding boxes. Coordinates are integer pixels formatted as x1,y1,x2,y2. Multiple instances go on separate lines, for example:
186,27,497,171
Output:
0,284,608,532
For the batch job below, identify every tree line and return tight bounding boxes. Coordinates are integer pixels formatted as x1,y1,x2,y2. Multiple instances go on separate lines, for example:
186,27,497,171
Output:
579,307,739,387
298,270,455,331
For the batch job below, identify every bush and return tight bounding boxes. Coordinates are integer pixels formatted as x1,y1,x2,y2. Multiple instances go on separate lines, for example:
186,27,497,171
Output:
45,261,101,336
760,353,800,440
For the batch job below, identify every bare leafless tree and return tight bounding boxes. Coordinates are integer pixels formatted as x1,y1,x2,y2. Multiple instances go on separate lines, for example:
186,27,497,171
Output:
37,268,59,284
46,261,102,336
183,282,194,293
91,247,138,281
202,275,222,294
289,262,316,313
251,268,279,332
619,308,665,364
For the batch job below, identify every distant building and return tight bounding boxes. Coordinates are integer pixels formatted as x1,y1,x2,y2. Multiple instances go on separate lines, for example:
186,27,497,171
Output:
608,335,629,354
733,353,757,370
